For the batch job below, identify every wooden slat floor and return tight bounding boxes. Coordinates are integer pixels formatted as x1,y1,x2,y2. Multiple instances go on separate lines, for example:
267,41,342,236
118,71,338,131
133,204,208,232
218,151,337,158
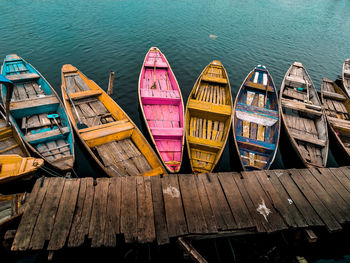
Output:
11,167,350,251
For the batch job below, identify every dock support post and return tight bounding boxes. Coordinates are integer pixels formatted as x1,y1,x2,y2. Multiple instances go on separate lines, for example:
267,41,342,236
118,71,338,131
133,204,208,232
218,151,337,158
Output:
107,70,115,95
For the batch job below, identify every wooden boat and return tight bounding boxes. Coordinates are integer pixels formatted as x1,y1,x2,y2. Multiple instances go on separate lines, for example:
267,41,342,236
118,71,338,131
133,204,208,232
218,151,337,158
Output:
185,60,233,173
321,78,350,160
0,155,44,183
232,65,280,170
138,47,184,173
342,58,350,97
0,192,26,227
61,64,166,177
1,54,75,172
280,62,328,168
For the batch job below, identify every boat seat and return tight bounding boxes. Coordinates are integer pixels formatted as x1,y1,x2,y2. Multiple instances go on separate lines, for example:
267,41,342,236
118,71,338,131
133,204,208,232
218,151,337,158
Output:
141,89,181,105
188,135,221,152
344,69,350,78
25,127,70,144
201,75,228,85
69,90,102,100
6,73,40,83
80,120,134,147
323,91,347,101
235,102,279,126
281,99,322,117
10,95,60,119
291,132,326,147
144,61,168,68
151,127,183,138
244,81,274,92
187,99,232,118
236,135,275,152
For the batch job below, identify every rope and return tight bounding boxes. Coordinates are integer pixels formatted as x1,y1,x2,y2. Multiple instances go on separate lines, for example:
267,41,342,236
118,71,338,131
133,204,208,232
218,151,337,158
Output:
39,166,63,178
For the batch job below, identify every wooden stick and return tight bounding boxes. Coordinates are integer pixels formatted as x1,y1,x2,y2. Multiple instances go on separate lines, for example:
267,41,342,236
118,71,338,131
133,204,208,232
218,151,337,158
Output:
177,237,208,263
107,70,114,95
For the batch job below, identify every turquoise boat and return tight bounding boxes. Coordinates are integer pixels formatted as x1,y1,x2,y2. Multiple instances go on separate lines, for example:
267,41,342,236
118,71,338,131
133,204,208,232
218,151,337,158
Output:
0,54,75,172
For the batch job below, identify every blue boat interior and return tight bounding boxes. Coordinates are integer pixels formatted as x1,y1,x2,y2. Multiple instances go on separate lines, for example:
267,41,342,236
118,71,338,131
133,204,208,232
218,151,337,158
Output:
234,66,279,170
1,55,73,168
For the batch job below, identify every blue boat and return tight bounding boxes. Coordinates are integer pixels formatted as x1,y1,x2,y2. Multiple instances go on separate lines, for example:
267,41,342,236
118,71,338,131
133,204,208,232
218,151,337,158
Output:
1,54,75,172
232,65,280,171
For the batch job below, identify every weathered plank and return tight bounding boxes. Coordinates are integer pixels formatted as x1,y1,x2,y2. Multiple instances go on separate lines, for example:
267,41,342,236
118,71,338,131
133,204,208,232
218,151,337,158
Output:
67,178,94,247
12,177,49,251
179,174,208,234
289,169,342,232
241,171,287,232
30,177,65,250
150,176,169,245
162,174,187,237
332,167,350,190
88,178,109,247
47,179,80,250
137,177,156,243
103,177,122,247
120,176,138,243
197,173,236,231
217,172,254,229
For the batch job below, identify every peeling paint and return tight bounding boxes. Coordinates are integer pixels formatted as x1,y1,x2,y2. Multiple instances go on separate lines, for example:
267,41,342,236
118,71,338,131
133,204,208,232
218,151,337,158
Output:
256,199,271,222
163,186,180,198
288,198,293,204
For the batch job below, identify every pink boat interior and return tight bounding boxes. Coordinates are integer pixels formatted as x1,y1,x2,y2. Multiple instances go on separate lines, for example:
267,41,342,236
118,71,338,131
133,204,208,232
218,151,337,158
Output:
140,48,184,172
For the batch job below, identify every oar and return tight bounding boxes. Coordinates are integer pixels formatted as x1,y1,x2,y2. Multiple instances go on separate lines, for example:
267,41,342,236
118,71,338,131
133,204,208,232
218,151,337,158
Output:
63,87,88,129
47,113,64,134
151,57,157,89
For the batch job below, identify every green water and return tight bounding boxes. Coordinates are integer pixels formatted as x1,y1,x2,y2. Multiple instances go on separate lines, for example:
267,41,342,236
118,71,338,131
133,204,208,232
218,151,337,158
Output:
1,0,350,174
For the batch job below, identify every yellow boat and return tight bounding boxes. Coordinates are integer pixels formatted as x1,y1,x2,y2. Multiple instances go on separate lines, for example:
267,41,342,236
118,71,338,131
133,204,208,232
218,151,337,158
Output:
0,193,26,227
185,60,233,173
61,64,166,177
0,155,44,183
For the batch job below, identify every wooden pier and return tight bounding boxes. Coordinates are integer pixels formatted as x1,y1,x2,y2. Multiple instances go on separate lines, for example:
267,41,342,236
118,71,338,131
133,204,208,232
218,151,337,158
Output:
10,167,350,251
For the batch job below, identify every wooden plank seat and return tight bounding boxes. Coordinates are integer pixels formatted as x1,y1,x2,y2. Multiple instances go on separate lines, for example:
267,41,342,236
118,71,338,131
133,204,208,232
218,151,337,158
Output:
151,127,183,138
141,89,181,105
281,99,322,117
244,81,274,92
201,75,228,85
344,69,350,78
236,135,275,152
6,73,40,83
187,99,232,117
79,120,134,147
25,127,70,144
10,95,60,118
290,132,326,147
69,90,102,100
144,61,168,68
187,136,222,152
327,117,350,133
235,102,279,126
323,91,347,101
285,75,307,86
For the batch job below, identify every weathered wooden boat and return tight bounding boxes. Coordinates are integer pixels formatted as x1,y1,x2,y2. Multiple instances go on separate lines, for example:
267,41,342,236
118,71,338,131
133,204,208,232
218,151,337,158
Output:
138,47,184,173
61,64,166,177
0,155,44,183
321,78,350,161
233,65,280,170
280,62,328,168
1,54,75,172
0,192,26,227
342,58,350,97
185,60,233,173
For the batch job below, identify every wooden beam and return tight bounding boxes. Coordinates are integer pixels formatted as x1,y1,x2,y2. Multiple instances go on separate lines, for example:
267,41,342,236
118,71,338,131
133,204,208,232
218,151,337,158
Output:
290,131,326,147
323,91,347,101
281,99,323,117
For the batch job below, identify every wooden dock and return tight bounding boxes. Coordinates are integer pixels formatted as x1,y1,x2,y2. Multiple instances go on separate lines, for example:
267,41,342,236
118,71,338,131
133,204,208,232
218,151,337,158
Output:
11,167,350,251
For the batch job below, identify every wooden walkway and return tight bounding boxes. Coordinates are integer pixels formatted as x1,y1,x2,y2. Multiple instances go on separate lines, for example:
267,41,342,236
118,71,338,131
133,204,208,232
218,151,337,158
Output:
11,167,350,251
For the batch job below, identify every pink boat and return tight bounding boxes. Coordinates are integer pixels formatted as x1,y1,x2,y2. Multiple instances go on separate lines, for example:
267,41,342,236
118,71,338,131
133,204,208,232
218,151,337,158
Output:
138,47,185,173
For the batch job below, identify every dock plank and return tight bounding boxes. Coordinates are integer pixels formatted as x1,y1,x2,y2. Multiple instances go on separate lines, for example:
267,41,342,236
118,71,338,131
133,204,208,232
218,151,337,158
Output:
47,179,80,250
241,171,287,232
104,177,122,247
198,173,236,231
289,169,342,232
332,167,350,191
88,178,109,247
179,174,208,234
12,178,49,251
121,176,138,243
217,172,254,229
137,177,156,243
30,177,65,250
67,178,94,247
150,176,169,245
162,174,187,237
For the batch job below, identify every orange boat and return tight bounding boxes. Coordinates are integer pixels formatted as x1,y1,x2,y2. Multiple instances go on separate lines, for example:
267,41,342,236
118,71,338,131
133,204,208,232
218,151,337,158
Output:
185,60,233,173
61,64,166,177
